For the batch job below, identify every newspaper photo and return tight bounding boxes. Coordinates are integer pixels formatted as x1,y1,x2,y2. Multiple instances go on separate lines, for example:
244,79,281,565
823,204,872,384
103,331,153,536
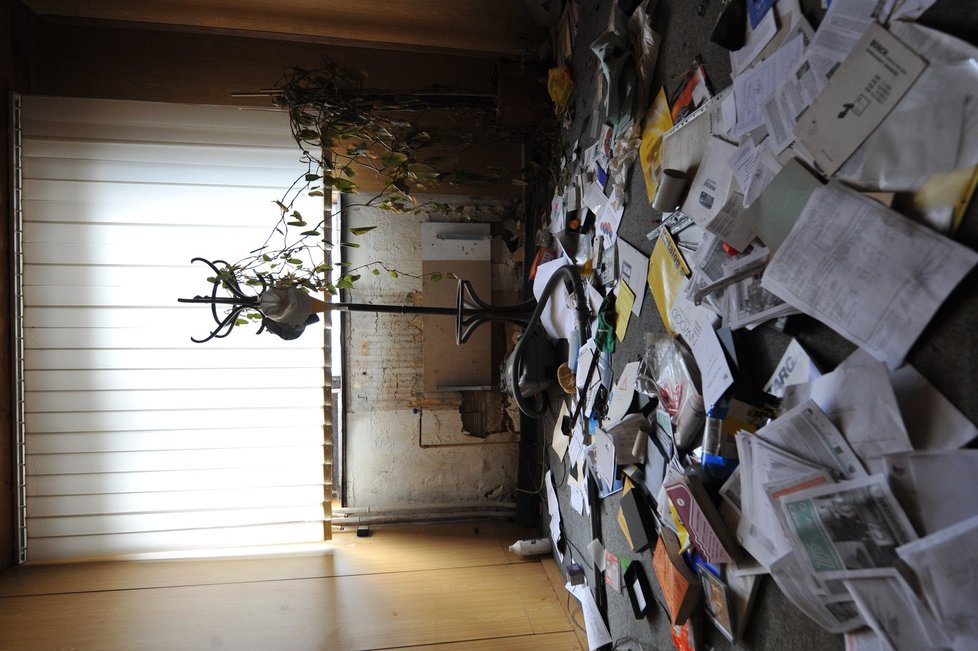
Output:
778,474,917,576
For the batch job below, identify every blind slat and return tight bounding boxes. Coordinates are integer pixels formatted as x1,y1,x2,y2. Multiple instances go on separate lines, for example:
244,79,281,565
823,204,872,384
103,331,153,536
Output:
27,523,327,561
28,486,328,517
26,368,326,391
27,387,326,412
27,465,328,496
26,427,327,454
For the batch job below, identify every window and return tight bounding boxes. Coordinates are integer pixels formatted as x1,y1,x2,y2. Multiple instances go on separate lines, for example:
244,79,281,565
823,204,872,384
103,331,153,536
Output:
14,95,334,562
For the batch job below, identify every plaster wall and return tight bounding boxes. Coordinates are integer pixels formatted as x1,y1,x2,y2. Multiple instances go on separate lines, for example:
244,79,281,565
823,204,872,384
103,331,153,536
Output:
342,195,521,508
345,409,518,507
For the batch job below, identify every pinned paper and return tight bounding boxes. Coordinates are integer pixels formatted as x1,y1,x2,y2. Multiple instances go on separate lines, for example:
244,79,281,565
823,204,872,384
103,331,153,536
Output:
615,281,635,341
647,228,690,334
794,23,927,176
617,238,650,317
639,88,675,203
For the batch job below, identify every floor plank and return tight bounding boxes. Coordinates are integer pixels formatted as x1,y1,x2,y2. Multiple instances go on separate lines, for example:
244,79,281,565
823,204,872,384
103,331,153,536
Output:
0,560,569,650
389,631,583,650
0,521,538,597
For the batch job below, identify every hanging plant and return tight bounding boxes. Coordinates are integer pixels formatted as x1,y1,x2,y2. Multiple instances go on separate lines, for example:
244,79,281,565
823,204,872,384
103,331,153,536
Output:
221,61,509,297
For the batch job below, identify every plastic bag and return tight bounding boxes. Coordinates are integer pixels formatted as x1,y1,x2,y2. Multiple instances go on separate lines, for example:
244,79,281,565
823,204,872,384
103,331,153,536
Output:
636,333,705,451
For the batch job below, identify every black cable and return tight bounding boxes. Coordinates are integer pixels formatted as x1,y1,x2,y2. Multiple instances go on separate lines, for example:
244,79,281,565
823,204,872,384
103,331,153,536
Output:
510,264,591,418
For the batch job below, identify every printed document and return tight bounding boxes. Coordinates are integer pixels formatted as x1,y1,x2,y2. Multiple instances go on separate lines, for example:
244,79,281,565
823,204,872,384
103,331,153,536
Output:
843,569,951,651
793,22,926,176
782,359,911,474
762,182,978,369
897,514,978,649
763,0,887,153
778,474,917,576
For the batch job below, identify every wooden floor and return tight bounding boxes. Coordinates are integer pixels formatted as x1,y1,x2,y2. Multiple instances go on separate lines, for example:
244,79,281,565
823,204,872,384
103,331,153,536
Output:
0,522,585,650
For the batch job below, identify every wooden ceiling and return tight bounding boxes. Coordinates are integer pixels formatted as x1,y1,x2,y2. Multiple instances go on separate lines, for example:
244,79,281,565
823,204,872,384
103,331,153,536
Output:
20,0,549,57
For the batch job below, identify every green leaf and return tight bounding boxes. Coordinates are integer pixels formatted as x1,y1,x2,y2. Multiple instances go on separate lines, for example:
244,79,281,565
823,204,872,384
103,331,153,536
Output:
408,163,439,180
333,178,358,193
380,151,408,168
235,318,249,326
287,258,303,265
261,254,272,262
348,226,376,236
287,220,307,227
308,190,324,197
372,269,381,275
430,273,443,282
274,200,289,213
300,230,321,237
389,270,399,278
340,242,360,248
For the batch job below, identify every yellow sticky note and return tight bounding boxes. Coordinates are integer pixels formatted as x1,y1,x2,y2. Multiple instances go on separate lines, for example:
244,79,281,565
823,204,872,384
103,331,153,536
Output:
639,88,674,204
615,281,635,341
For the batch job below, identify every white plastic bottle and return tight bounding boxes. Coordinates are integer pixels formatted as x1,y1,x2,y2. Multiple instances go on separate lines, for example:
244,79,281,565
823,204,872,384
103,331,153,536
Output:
508,537,553,556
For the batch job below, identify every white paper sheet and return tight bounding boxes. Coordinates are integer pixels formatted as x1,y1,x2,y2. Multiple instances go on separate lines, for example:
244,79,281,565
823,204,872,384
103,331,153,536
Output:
888,0,939,21
754,399,867,480
763,0,884,153
762,182,978,370
583,179,608,215
533,257,582,340
617,238,649,317
839,348,978,450
681,136,757,251
735,431,831,567
731,33,805,139
596,198,625,249
769,550,864,633
730,6,779,77
845,627,890,651
896,514,978,649
566,581,614,650
778,474,917,576
837,21,978,191
668,294,734,409
552,401,571,461
884,449,978,535
545,470,563,563
605,361,640,424
782,359,911,474
794,22,927,177
843,569,951,651
764,338,820,398
888,364,978,450
733,0,810,78
594,426,617,490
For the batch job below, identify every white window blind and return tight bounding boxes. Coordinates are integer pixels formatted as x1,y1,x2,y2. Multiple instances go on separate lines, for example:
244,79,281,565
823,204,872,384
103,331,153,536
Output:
17,96,332,561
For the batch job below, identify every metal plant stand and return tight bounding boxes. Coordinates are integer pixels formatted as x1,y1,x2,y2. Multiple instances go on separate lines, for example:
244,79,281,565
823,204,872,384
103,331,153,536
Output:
178,257,540,345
